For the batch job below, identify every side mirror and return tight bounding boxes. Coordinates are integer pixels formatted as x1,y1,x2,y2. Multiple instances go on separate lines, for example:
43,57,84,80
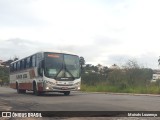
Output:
38,60,44,76
41,60,44,69
38,67,43,77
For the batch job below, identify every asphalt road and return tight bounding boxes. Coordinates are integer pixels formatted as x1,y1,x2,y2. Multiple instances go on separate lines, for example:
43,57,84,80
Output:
0,87,160,120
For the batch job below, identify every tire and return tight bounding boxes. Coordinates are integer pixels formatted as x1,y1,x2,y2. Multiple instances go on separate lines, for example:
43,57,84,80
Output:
64,91,70,96
16,83,21,94
33,83,41,96
16,83,26,94
21,90,26,94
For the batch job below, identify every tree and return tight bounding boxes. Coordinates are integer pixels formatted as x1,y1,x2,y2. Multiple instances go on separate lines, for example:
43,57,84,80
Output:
158,56,160,66
0,66,9,84
80,56,85,68
14,57,19,61
2,59,13,66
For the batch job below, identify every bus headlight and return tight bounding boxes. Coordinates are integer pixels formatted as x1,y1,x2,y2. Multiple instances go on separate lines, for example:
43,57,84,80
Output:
74,82,80,86
46,87,49,90
44,80,55,85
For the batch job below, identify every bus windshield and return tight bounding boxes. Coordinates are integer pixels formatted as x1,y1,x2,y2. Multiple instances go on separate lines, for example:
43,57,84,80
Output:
44,52,80,79
64,54,80,78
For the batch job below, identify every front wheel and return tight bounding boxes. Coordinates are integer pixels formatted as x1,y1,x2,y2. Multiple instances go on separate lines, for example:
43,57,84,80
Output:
33,84,41,96
64,91,70,96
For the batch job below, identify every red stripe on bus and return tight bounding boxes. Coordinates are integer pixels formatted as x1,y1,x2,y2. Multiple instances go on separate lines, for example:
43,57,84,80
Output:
18,83,33,90
10,83,32,90
38,83,43,91
10,83,44,92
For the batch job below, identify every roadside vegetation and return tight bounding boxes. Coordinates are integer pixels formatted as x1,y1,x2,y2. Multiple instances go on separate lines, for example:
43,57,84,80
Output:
1,57,160,94
81,60,160,94
0,66,10,85
0,58,14,85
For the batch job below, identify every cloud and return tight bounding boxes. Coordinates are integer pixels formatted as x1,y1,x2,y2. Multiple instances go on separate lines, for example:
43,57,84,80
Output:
0,35,159,69
0,38,108,66
0,0,46,27
94,36,120,47
0,38,51,60
0,0,160,69
105,53,159,69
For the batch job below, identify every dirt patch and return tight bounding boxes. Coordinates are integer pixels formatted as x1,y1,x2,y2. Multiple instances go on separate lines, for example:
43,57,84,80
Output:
0,99,12,111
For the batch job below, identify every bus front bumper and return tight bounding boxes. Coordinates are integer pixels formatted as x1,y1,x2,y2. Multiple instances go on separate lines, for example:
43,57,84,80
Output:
44,85,80,92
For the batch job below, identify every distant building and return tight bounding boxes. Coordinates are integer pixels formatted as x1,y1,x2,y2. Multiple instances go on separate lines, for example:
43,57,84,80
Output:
151,74,160,82
151,69,160,82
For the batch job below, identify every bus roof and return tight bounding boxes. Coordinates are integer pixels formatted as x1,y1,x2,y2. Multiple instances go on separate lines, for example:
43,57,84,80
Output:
10,50,78,64
40,50,77,55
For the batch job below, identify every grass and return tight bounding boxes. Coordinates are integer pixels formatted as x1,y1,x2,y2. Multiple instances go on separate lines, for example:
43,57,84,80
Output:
81,84,160,94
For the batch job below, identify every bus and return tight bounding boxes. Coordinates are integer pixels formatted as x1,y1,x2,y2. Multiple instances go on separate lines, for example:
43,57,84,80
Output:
10,51,82,96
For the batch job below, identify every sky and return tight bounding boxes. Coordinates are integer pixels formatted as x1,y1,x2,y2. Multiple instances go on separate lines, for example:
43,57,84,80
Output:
0,0,160,69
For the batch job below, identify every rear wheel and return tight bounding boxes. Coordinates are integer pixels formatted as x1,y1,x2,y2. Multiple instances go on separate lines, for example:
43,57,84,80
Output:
16,83,21,94
21,90,26,93
64,91,70,96
16,83,26,94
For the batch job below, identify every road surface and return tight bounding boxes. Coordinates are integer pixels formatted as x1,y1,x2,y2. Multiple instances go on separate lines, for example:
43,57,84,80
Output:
0,87,160,120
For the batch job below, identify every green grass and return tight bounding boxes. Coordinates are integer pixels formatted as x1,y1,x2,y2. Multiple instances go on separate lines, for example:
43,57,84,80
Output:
81,84,160,94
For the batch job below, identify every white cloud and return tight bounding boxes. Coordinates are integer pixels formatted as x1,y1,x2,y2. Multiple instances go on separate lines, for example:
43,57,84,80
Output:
0,0,160,69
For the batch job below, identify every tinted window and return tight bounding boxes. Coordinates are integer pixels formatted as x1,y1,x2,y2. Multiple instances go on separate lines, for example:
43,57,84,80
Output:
64,55,80,78
10,64,13,72
20,60,25,69
26,57,30,68
32,55,36,67
14,63,17,71
17,61,20,70
44,53,63,78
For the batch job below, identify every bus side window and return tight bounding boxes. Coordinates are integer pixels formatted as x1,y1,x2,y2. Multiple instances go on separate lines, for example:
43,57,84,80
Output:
10,64,13,72
20,60,25,70
24,59,27,69
30,57,32,67
17,61,20,71
14,63,17,71
16,63,18,71
32,55,36,67
26,57,31,68
20,60,22,70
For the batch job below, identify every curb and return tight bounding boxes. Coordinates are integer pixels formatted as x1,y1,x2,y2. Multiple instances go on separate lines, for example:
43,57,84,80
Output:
80,91,160,97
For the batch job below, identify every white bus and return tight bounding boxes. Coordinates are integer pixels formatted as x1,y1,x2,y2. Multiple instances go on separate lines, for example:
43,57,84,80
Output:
10,51,81,96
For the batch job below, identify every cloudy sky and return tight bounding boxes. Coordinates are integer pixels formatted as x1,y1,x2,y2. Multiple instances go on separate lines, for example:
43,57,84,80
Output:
0,0,160,68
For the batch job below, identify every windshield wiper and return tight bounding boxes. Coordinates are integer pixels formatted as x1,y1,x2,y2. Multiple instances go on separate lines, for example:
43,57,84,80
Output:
64,65,75,80
54,65,64,79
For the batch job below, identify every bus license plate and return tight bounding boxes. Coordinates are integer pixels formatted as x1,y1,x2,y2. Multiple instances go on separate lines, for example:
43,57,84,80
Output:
62,87,68,90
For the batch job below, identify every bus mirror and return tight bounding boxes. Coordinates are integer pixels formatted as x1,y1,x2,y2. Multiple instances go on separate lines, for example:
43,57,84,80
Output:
39,60,44,69
42,60,44,69
38,60,44,76
38,67,43,76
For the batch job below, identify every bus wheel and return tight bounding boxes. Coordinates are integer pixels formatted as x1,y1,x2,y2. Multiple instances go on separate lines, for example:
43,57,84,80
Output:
33,83,40,96
64,91,70,96
16,83,20,94
21,90,26,94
